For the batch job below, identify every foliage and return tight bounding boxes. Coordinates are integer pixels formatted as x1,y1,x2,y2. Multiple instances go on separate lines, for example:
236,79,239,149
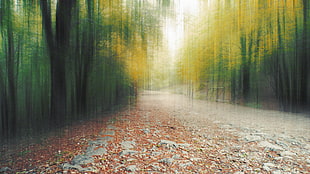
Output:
0,0,162,139
177,0,310,111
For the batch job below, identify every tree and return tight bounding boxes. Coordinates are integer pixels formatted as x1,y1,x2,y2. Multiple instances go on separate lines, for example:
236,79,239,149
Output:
300,0,309,109
177,0,308,111
0,0,17,137
40,0,75,124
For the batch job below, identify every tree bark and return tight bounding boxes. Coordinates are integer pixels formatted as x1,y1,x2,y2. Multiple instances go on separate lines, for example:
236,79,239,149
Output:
301,0,309,109
40,0,75,124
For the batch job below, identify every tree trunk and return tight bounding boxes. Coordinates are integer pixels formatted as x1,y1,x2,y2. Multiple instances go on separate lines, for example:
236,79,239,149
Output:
40,0,75,124
300,0,309,109
6,9,17,136
240,35,250,102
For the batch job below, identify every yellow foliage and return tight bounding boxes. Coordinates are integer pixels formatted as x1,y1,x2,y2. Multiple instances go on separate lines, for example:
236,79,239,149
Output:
110,32,148,87
177,0,304,88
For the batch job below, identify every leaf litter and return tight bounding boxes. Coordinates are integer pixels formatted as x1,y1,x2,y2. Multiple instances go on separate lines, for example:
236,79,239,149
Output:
1,92,309,173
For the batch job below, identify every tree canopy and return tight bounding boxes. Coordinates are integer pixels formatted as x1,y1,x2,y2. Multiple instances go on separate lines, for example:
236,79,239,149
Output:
177,0,310,111
0,0,164,139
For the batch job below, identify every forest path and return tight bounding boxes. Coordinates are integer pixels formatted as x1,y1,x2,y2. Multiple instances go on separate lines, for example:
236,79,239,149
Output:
61,91,310,173
136,91,310,172
1,91,309,173
142,90,310,143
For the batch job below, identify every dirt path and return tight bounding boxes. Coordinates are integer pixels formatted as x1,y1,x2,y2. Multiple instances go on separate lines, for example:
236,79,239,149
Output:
1,91,309,173
138,91,310,173
142,91,310,140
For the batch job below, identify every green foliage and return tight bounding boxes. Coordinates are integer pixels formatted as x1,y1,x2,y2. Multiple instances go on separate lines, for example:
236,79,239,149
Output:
0,0,161,139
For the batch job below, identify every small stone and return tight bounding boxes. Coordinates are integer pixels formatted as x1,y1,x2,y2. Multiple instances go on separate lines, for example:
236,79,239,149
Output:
284,156,294,161
272,170,282,174
0,167,12,172
62,163,83,170
141,128,151,134
279,151,296,157
304,144,310,149
182,150,188,154
172,154,181,159
86,147,107,156
179,162,193,167
127,158,136,162
88,140,108,146
62,163,96,172
86,145,96,152
71,155,94,165
178,143,191,147
259,141,284,151
291,139,302,145
126,165,137,172
100,130,115,136
151,151,162,156
121,141,136,149
190,158,202,161
276,140,289,148
244,135,262,142
220,124,233,129
252,132,267,136
274,157,283,161
159,158,174,164
264,163,276,167
263,163,276,171
97,136,114,142
79,167,98,173
253,168,261,172
306,159,310,164
150,164,161,171
119,150,138,156
107,125,118,130
114,164,125,171
234,172,244,174
154,130,161,134
159,140,177,147
245,166,253,171
147,139,155,144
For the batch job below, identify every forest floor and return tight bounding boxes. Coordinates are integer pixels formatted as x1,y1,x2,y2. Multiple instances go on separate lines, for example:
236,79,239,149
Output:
1,91,310,173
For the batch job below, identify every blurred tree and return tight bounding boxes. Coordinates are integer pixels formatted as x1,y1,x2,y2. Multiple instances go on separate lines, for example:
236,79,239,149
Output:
40,0,75,123
0,0,163,139
177,0,308,111
0,0,17,137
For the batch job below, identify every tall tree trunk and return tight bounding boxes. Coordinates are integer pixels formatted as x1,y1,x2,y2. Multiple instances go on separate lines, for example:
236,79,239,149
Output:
73,0,94,115
6,7,17,136
230,69,237,102
0,73,8,137
240,35,250,102
0,1,17,137
40,0,75,124
301,0,309,109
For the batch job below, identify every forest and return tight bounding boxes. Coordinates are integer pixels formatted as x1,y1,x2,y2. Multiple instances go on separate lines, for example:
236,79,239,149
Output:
0,0,309,140
177,0,310,112
0,0,165,139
